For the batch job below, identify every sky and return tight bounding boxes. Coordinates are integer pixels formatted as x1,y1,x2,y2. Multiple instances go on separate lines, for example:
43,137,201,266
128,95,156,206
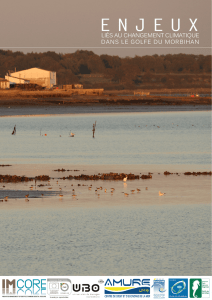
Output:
0,0,211,57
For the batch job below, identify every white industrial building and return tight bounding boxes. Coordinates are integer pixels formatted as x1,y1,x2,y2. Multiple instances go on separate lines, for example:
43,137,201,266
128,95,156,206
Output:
5,67,56,88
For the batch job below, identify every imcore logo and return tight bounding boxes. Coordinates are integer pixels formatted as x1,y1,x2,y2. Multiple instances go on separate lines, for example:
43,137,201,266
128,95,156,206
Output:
2,279,46,295
2,279,16,294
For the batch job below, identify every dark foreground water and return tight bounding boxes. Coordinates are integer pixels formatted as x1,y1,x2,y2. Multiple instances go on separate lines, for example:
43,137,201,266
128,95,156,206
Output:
0,203,210,276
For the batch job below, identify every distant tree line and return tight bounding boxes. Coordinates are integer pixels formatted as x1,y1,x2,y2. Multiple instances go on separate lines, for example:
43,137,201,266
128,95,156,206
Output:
0,50,211,88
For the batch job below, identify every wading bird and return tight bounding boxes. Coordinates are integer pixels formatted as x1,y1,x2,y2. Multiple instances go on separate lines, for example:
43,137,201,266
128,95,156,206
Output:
123,176,127,182
159,191,165,196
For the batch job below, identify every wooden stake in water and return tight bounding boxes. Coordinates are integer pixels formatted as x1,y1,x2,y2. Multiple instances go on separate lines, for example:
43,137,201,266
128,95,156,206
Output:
92,121,96,138
92,124,95,138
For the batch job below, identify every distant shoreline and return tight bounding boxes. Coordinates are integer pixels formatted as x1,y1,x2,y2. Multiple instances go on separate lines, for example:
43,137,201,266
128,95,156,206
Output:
0,89,211,116
0,89,211,106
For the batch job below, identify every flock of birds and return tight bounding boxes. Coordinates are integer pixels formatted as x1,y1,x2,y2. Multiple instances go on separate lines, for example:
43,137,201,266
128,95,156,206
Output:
0,175,166,202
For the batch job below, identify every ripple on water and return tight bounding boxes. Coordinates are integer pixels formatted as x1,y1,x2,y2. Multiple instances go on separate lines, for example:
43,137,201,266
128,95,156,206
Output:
0,204,210,275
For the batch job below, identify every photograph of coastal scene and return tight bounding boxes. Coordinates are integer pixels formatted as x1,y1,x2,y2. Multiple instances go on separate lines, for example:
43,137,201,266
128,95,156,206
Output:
0,0,211,276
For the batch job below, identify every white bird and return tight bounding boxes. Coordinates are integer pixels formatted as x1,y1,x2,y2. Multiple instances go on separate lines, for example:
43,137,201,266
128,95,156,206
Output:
159,191,165,196
123,176,127,182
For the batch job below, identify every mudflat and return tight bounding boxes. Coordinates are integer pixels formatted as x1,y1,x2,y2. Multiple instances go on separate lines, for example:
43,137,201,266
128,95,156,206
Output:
0,164,211,210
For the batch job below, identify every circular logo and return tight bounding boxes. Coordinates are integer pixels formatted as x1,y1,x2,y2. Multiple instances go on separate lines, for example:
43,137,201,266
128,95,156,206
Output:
61,283,69,291
98,279,104,284
171,281,186,295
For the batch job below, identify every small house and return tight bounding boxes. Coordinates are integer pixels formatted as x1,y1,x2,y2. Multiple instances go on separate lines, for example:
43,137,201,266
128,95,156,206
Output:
0,78,10,89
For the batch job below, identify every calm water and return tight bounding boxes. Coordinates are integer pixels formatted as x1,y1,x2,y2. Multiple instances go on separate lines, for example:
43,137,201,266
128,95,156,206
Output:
0,111,211,165
0,110,211,276
0,204,210,276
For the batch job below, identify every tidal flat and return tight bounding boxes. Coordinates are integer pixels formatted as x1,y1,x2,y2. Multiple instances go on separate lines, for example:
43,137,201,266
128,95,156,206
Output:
0,106,211,275
0,167,211,276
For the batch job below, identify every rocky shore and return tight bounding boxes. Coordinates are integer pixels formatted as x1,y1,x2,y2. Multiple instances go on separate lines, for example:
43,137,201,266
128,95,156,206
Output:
0,171,211,183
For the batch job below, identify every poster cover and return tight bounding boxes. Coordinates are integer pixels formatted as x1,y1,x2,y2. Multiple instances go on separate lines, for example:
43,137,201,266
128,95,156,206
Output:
0,0,211,299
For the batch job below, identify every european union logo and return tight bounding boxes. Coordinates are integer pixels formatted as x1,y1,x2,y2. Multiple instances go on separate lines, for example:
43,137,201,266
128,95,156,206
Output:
169,278,188,298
